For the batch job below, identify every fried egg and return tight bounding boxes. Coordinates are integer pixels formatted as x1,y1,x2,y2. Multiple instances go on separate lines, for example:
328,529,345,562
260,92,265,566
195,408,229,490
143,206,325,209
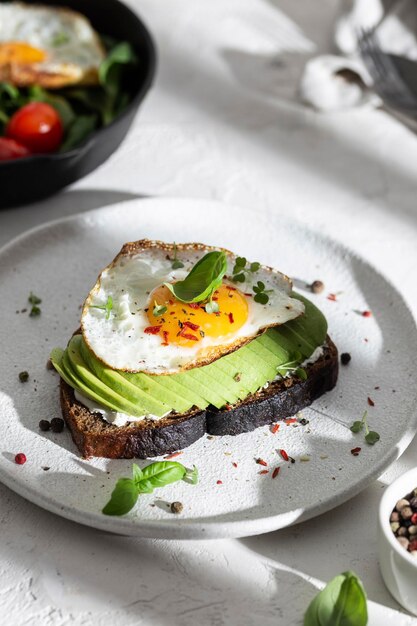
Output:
0,3,105,88
81,240,305,375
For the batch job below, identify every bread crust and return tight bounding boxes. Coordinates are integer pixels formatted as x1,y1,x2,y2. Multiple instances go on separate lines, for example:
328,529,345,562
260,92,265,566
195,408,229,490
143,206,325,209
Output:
60,336,338,458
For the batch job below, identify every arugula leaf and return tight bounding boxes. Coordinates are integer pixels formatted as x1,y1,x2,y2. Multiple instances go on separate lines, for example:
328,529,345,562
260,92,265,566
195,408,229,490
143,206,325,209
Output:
102,478,139,516
165,251,227,304
304,571,368,626
60,114,98,151
99,42,138,97
103,461,198,516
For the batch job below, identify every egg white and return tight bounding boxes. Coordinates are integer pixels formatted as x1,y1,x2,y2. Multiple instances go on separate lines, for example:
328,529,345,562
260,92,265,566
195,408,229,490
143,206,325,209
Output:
0,3,105,87
81,241,305,375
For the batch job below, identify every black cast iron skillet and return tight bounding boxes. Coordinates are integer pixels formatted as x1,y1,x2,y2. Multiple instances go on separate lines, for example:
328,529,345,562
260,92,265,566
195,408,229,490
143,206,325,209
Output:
0,0,157,208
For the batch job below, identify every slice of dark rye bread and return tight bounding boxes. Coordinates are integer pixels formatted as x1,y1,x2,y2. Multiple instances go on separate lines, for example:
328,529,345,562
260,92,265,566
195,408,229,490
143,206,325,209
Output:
60,336,338,459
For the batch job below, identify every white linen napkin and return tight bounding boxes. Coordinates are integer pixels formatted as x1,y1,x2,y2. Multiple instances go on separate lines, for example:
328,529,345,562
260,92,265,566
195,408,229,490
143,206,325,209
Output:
300,0,417,110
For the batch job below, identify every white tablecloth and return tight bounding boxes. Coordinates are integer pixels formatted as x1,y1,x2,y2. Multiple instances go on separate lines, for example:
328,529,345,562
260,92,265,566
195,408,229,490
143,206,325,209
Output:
1,1,417,624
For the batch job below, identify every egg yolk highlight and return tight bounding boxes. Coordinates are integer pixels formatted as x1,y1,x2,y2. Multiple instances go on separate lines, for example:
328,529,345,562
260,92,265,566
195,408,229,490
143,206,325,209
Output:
0,42,46,64
146,283,249,347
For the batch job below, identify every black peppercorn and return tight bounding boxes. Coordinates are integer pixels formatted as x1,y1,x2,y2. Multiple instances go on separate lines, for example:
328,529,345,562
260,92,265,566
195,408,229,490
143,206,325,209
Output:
50,418,65,433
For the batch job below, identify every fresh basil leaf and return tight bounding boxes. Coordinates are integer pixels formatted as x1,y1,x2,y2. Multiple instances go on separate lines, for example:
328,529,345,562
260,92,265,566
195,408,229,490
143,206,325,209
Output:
132,463,143,484
137,461,187,494
183,465,199,485
60,114,97,151
165,251,227,303
304,571,368,626
102,478,138,516
365,431,380,445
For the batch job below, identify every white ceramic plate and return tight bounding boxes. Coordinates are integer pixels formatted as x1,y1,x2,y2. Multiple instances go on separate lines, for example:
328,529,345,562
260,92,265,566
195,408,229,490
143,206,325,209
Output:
1,198,416,539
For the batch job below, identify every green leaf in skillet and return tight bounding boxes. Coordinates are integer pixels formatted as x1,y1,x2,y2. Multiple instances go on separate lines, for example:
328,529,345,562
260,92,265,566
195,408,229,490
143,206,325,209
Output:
165,250,228,304
99,41,138,96
28,85,75,129
304,571,368,626
102,477,138,516
60,114,98,152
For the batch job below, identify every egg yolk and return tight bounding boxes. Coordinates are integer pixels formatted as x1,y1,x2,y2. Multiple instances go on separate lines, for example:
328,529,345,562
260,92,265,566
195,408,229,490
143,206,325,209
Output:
146,283,249,347
0,42,46,64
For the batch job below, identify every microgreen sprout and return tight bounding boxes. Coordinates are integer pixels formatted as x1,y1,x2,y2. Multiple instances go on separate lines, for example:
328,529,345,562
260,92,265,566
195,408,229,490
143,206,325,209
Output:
350,410,380,445
231,257,261,283
90,296,113,320
171,243,184,270
153,301,167,317
253,280,273,305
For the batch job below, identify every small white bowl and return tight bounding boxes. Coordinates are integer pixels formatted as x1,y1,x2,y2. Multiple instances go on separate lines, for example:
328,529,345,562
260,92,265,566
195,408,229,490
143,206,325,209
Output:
379,467,417,615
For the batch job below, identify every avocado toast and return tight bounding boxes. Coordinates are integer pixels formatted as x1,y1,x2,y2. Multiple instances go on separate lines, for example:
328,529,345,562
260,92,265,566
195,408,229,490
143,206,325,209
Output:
51,240,338,459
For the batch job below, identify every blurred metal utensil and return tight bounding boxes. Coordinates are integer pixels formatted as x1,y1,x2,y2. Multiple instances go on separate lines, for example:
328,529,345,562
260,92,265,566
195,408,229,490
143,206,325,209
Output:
358,28,417,115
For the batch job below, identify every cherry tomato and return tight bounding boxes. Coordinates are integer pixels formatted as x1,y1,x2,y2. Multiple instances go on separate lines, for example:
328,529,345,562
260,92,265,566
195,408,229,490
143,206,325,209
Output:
6,102,63,153
0,137,31,161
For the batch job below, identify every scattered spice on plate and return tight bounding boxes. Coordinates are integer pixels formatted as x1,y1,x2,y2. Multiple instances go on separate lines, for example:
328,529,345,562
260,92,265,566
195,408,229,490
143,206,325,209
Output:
271,423,280,434
50,418,64,433
341,352,351,365
367,397,375,407
14,453,26,465
256,458,268,467
164,451,183,459
351,447,361,456
216,480,223,485
18,371,29,382
279,449,289,461
39,419,50,432
259,470,269,475
310,280,324,294
327,293,337,302
232,462,238,468
170,501,183,514
362,310,372,317
390,488,417,556
284,418,297,425
272,467,280,479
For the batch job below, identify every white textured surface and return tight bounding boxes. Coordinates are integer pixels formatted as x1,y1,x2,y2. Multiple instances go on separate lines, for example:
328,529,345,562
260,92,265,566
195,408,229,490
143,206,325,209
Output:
1,0,417,623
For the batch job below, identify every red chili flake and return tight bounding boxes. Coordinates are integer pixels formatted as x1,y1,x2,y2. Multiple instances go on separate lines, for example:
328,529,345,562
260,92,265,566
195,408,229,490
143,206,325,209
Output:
228,312,234,324
189,303,200,309
216,480,223,485
14,453,26,465
212,297,218,301
169,311,175,315
271,423,280,434
224,403,233,411
409,540,417,552
259,470,269,475
284,418,297,425
279,449,289,461
256,458,268,467
162,330,169,346
226,286,237,291
364,338,369,343
168,299,174,305
272,467,280,479
144,325,162,335
232,462,238,468
183,321,200,331
327,293,337,302
411,513,417,525
351,447,361,456
164,451,183,460
367,397,375,407
244,293,253,297
362,310,372,317
181,333,199,341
